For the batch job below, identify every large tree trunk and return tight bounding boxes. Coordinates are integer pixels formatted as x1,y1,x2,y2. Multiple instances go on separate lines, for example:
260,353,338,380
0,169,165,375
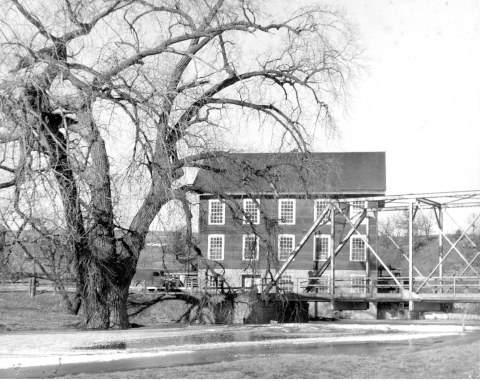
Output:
79,116,135,329
108,283,131,328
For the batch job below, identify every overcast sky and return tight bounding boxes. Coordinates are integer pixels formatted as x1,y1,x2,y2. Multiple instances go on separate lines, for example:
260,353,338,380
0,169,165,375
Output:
159,0,480,232
301,0,480,195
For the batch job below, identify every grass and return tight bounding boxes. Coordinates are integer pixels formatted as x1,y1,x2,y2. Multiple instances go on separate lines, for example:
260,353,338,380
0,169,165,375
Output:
2,291,479,379
0,290,193,331
0,291,82,331
65,341,480,379
380,234,480,277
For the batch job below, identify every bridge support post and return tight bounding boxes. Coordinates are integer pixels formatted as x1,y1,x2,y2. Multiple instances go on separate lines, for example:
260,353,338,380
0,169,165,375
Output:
366,206,371,292
330,207,336,306
438,206,444,293
409,201,414,311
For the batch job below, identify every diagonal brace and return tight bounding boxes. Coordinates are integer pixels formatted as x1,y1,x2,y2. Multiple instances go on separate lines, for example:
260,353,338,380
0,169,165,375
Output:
333,204,405,291
377,219,424,277
263,204,332,295
305,208,366,292
446,251,480,293
445,210,477,249
415,205,480,293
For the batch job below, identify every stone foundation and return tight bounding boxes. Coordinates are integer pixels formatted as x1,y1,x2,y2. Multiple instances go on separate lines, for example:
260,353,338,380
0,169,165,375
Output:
231,293,309,324
308,301,377,320
187,292,309,324
377,302,455,320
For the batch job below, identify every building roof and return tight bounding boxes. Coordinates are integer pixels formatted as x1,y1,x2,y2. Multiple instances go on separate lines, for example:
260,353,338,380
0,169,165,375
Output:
191,152,386,196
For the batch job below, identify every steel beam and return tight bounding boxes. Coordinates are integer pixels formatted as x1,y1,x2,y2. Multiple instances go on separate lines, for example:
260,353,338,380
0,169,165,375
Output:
305,209,367,291
415,207,480,293
330,207,336,298
437,206,444,288
376,218,424,277
418,203,480,278
333,204,405,291
409,202,413,307
337,190,480,203
445,210,477,249
417,198,442,207
263,204,332,295
378,202,480,212
446,252,480,293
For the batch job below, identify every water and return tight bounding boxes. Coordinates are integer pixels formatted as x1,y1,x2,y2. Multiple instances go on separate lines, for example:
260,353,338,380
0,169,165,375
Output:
2,325,479,378
75,332,317,351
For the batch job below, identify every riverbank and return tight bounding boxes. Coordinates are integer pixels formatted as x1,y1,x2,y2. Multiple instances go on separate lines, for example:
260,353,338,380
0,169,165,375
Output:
66,340,480,379
1,321,479,378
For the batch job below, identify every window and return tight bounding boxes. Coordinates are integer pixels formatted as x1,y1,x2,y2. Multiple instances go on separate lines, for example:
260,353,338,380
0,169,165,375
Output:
242,275,262,289
208,276,218,288
314,234,331,261
208,234,224,260
314,199,330,223
184,276,198,289
243,199,260,225
242,234,259,260
278,234,295,261
278,271,294,292
351,276,367,293
208,200,225,225
350,201,366,223
350,235,366,261
279,199,295,225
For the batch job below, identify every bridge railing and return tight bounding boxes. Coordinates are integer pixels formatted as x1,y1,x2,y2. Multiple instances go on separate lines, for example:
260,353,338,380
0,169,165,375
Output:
414,276,480,294
297,277,378,294
297,276,480,295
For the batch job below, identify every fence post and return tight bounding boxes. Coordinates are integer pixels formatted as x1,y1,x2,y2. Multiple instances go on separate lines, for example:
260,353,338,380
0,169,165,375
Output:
29,276,36,298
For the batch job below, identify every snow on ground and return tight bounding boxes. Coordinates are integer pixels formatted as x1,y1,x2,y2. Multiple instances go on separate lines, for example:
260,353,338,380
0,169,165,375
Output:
0,322,478,370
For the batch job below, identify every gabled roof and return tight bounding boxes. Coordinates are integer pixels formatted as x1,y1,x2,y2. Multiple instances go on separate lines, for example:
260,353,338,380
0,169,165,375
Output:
191,152,386,196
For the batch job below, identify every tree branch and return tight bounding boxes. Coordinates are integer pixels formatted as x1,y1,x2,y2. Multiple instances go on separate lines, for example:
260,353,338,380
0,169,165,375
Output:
0,179,15,189
11,0,59,42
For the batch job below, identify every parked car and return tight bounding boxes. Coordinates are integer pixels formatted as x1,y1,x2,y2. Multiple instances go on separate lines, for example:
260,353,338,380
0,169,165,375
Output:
131,268,183,292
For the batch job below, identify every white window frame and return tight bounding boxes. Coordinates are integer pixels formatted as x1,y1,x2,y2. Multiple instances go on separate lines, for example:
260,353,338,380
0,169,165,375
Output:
278,199,296,225
207,234,224,260
184,276,198,289
243,199,260,225
350,235,366,261
351,275,367,293
278,234,295,261
242,234,259,260
208,199,225,225
208,275,218,288
313,233,331,261
278,271,294,292
242,274,262,289
314,199,330,224
350,201,367,224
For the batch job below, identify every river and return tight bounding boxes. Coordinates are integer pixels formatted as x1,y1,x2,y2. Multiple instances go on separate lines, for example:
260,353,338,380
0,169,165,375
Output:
1,320,479,378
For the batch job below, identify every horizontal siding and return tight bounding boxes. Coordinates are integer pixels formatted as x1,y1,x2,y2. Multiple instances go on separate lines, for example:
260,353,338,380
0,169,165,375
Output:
198,197,379,273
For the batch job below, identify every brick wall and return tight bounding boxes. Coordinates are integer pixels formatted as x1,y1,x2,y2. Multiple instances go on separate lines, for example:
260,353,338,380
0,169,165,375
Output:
197,196,380,274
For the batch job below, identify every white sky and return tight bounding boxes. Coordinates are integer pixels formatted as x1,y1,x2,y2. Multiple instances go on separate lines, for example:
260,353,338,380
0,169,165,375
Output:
313,0,480,195
155,0,480,232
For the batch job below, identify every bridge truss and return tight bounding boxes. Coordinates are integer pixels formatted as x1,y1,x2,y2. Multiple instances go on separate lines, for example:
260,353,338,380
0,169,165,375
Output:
263,190,480,308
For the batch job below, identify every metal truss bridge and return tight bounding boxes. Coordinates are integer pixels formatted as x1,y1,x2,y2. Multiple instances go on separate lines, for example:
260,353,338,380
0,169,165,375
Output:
263,190,480,307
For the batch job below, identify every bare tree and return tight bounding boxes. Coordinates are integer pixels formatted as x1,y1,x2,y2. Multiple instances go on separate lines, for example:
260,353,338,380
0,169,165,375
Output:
0,0,362,329
380,210,433,253
417,212,434,241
